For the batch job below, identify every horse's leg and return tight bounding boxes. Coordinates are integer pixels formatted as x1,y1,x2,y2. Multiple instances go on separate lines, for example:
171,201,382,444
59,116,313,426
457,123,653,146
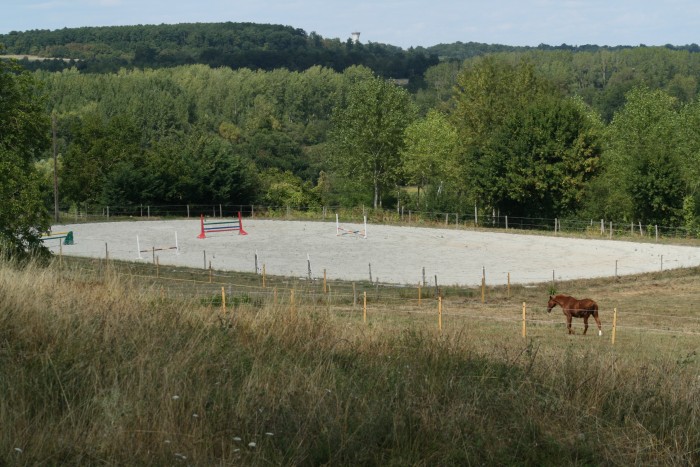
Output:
583,315,589,335
566,313,574,334
593,312,602,336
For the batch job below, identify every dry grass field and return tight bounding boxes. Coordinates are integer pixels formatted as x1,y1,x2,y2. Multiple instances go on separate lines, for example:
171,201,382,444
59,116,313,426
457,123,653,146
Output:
0,252,698,465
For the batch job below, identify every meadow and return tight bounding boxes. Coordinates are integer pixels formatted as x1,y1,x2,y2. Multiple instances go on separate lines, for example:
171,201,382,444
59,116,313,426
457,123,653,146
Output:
0,255,698,465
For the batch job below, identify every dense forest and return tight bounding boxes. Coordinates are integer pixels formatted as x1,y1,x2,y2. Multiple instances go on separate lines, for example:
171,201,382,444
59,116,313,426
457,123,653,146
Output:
0,23,438,85
428,40,700,60
3,22,700,232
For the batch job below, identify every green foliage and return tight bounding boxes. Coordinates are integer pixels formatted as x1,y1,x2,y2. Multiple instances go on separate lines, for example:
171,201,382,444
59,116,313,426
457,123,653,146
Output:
485,96,602,217
139,133,259,205
603,87,685,224
401,110,461,210
414,60,462,112
682,195,699,237
39,65,353,206
239,129,306,175
451,58,602,217
101,161,154,207
0,23,439,78
452,57,540,148
9,38,700,227
677,99,700,194
430,45,700,123
329,75,417,208
259,168,319,208
0,59,51,259
61,111,145,204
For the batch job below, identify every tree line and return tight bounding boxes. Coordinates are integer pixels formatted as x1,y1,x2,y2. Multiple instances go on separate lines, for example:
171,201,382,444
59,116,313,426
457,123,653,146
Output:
0,23,438,84
4,29,700,257
30,55,699,227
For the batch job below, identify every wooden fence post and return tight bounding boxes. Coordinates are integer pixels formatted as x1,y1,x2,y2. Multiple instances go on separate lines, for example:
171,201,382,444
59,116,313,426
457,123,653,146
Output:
290,289,295,318
363,291,367,323
481,267,486,304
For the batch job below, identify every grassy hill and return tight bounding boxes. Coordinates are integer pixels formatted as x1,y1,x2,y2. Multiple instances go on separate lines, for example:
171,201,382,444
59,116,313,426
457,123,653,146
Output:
0,253,698,465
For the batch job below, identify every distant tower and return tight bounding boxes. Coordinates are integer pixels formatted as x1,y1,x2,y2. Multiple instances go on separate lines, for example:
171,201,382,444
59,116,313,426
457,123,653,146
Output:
351,32,361,44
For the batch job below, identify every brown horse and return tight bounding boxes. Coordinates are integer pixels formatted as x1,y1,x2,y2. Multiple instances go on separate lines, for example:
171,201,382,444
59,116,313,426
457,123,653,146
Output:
547,294,602,336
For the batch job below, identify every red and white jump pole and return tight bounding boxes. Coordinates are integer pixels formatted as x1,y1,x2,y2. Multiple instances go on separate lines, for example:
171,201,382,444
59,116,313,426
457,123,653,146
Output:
198,212,248,239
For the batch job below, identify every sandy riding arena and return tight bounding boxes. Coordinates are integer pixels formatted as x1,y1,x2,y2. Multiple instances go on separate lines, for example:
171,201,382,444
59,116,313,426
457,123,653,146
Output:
48,219,700,287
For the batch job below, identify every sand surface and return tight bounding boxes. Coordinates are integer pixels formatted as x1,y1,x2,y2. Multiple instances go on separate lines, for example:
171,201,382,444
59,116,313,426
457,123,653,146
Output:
47,218,700,286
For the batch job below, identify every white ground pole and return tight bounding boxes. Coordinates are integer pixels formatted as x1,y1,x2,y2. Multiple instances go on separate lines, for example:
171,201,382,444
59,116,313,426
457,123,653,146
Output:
137,232,179,259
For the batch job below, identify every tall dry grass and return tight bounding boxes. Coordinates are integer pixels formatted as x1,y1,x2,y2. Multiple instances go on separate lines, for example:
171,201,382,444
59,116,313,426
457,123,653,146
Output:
0,259,698,465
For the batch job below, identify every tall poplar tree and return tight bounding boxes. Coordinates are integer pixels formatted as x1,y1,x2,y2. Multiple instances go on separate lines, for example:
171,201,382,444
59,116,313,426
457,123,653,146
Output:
401,110,460,208
329,75,417,208
604,87,685,225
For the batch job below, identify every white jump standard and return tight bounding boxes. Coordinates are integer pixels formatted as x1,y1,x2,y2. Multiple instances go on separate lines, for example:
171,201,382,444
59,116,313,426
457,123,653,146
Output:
336,214,367,239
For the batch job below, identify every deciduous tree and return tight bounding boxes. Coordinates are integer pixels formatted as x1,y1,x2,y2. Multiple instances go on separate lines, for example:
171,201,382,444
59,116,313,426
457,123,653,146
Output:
329,75,417,208
0,59,51,258
401,110,460,207
604,87,685,225
451,57,602,217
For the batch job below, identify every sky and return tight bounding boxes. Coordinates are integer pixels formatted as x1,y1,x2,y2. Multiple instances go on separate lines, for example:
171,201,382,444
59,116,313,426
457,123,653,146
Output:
2,0,700,49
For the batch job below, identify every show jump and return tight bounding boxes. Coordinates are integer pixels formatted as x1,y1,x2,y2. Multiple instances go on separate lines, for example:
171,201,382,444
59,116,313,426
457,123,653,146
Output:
197,213,248,238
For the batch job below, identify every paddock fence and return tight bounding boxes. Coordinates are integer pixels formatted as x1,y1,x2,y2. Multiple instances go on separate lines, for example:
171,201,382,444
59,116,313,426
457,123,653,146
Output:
53,256,700,344
53,203,700,243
